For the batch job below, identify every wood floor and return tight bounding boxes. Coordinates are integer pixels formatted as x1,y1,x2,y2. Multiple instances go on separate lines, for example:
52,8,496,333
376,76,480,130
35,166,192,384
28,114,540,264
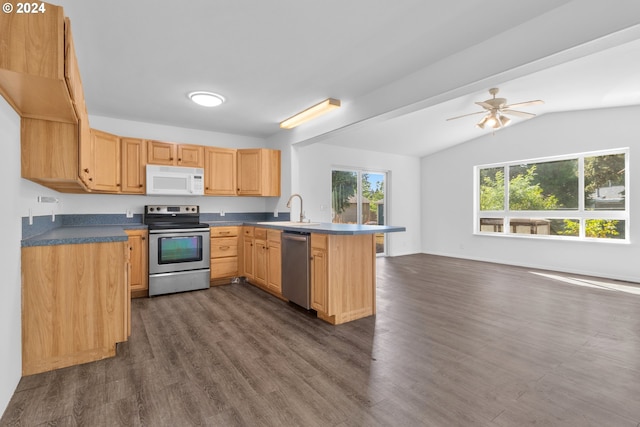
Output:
3,254,640,426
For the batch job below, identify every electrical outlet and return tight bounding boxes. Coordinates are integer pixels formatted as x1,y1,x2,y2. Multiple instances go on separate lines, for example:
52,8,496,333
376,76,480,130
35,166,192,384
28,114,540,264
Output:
274,209,278,217
220,209,225,217
126,209,134,218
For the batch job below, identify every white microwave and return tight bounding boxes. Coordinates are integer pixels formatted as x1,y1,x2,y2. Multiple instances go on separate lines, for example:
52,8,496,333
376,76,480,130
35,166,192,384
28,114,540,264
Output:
146,165,205,196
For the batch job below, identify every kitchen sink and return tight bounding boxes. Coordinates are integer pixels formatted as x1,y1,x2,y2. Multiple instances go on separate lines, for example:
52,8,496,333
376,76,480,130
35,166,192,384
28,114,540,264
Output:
256,221,321,227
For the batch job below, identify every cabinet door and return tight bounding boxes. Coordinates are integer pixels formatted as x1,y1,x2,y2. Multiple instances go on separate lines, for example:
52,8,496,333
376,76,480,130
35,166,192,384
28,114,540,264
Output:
147,140,177,165
237,149,281,196
121,138,146,193
310,247,328,314
125,230,148,295
90,129,121,192
204,147,237,195
254,239,268,287
177,144,204,167
237,149,262,195
267,240,282,294
242,236,255,280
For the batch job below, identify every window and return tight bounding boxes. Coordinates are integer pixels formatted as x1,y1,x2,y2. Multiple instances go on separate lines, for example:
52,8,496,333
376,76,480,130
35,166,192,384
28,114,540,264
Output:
332,169,387,254
475,149,628,241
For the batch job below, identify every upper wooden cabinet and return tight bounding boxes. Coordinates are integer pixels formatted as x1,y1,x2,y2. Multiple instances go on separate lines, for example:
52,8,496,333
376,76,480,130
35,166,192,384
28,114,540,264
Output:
21,118,87,193
87,129,121,192
147,140,204,167
121,137,146,194
237,149,281,196
0,4,77,123
204,147,237,195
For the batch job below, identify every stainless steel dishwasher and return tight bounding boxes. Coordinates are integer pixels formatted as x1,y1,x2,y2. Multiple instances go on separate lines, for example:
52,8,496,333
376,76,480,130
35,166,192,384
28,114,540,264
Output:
281,231,311,309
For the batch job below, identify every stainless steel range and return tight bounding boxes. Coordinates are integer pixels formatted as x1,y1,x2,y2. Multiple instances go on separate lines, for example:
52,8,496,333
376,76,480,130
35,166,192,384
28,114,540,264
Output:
144,205,210,297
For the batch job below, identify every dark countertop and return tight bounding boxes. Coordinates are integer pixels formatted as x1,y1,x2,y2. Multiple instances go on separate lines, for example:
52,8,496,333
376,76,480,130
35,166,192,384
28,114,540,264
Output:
242,221,406,235
22,221,405,247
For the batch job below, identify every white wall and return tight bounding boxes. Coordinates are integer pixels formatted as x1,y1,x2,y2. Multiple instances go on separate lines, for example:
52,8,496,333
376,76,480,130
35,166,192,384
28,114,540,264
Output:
0,99,23,415
54,115,284,216
295,142,421,256
422,105,640,282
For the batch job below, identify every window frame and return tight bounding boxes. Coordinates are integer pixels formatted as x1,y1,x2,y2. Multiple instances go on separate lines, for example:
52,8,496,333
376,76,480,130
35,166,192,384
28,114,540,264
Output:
474,148,629,243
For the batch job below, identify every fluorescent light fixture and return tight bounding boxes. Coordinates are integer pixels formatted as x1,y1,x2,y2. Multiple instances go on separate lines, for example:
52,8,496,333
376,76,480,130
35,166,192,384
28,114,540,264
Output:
188,91,225,107
280,98,341,129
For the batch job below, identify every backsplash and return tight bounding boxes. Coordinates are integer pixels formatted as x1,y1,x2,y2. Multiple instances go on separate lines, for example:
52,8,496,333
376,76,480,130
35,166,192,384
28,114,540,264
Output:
21,212,290,240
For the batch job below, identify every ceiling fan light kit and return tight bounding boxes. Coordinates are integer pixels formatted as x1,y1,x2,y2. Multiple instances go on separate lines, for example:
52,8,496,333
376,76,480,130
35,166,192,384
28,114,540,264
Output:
447,87,543,131
280,98,341,129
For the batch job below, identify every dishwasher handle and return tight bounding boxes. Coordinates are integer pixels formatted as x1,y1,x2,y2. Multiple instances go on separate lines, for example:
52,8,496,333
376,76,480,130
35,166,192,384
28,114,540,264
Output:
282,233,310,242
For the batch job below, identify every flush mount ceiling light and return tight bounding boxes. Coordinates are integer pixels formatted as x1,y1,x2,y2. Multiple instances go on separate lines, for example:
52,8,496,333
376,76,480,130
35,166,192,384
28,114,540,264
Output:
280,98,341,129
188,91,225,107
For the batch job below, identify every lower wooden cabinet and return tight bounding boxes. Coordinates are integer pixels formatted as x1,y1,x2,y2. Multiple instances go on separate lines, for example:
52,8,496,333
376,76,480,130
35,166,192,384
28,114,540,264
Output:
310,233,376,325
241,227,282,296
210,226,240,282
125,229,148,298
21,241,130,375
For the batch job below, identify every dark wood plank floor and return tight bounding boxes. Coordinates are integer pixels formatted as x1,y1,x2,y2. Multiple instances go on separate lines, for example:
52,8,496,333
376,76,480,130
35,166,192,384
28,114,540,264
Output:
3,254,640,426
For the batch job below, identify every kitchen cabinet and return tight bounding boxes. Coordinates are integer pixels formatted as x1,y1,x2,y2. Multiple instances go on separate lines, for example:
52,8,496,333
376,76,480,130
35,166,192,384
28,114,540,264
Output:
310,233,376,325
21,241,130,375
210,226,240,282
13,9,93,193
266,229,282,295
87,129,121,192
204,147,237,195
21,118,87,193
147,140,204,167
121,137,146,194
0,4,76,123
310,234,328,313
126,229,148,297
240,226,255,281
245,227,282,296
237,149,281,196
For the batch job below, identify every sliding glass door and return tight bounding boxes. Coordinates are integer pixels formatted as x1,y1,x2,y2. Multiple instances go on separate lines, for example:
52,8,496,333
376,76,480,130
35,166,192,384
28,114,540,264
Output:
331,169,387,255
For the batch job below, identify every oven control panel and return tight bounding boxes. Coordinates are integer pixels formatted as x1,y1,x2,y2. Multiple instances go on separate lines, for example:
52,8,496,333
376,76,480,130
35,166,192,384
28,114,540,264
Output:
145,205,199,214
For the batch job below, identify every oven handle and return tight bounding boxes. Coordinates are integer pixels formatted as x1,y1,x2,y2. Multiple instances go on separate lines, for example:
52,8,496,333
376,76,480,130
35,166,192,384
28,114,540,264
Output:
149,228,211,234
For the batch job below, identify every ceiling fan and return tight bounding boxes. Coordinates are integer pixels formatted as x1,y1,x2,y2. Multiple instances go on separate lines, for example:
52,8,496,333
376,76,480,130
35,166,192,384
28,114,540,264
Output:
446,88,544,130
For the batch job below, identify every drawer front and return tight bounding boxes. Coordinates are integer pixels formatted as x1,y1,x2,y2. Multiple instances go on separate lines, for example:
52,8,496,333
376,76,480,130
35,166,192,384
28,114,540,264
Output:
211,257,238,279
243,226,254,237
267,229,281,242
211,237,238,258
311,233,328,250
210,226,239,238
254,228,267,240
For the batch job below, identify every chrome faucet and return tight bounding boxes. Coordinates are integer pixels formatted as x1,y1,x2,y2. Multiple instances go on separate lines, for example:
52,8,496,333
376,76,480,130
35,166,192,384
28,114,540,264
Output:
286,193,304,222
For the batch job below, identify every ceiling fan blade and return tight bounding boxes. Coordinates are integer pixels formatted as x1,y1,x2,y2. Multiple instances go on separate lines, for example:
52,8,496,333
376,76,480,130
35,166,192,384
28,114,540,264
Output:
446,111,486,121
503,100,544,109
475,101,494,109
502,109,536,118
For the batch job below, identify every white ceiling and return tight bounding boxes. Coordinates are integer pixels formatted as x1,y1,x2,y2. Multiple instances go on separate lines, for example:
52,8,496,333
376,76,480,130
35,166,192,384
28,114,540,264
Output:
56,0,640,157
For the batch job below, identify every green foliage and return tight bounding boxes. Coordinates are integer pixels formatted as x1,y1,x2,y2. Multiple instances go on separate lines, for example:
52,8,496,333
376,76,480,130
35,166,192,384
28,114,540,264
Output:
331,171,357,215
479,168,504,211
584,154,625,207
508,166,559,210
362,173,384,214
557,219,620,238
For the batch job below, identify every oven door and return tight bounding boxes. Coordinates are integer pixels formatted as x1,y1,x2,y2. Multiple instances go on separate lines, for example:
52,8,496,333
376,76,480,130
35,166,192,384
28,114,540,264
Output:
149,228,210,275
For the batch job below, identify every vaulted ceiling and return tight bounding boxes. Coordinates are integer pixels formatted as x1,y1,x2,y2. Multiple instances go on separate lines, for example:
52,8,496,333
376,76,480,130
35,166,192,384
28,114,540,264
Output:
57,0,640,157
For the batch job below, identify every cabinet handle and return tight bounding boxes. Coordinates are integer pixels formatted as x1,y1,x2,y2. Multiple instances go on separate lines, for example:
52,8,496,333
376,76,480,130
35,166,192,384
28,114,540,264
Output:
84,168,90,173
89,178,93,181
219,231,230,235
117,183,121,187
139,184,143,188
220,246,230,250
141,237,146,240
178,158,182,162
